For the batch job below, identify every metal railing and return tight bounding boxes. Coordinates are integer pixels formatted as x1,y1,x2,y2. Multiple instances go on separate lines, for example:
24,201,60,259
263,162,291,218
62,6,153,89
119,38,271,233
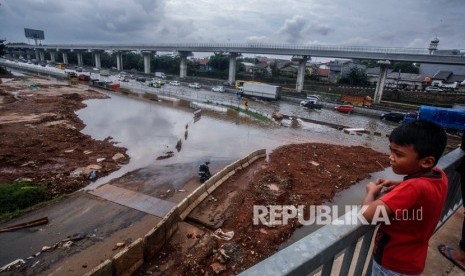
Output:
241,147,464,276
1,42,446,54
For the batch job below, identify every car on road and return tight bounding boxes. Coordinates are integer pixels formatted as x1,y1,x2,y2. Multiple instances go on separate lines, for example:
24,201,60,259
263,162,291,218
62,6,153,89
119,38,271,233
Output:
169,81,180,86
334,105,354,113
300,99,317,106
425,86,444,92
188,83,201,89
306,95,321,101
380,112,405,123
211,86,225,92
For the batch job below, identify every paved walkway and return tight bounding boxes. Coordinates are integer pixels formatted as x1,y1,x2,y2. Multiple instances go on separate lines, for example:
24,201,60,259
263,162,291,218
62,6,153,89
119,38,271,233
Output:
424,207,465,275
89,184,177,217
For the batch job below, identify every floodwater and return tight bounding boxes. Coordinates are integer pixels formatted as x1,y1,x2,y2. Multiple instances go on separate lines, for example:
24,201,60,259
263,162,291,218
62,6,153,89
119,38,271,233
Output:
75,89,401,248
76,91,394,191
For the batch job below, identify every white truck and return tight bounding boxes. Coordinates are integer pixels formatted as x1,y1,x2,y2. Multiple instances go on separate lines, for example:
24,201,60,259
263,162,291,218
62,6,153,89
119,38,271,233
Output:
100,69,110,76
155,72,166,79
240,82,281,100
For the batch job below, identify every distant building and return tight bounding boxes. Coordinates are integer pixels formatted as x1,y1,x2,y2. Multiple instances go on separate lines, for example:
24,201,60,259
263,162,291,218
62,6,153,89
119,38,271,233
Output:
431,71,465,90
240,62,256,73
420,63,465,76
198,58,211,71
385,72,426,90
280,64,298,78
328,60,366,83
254,63,272,76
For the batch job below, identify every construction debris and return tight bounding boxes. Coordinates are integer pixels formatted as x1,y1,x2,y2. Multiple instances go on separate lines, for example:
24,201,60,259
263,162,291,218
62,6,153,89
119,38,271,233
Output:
0,217,48,233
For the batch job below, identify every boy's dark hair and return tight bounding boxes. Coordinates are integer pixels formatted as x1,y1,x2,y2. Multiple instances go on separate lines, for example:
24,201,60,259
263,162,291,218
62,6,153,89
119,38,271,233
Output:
389,120,447,165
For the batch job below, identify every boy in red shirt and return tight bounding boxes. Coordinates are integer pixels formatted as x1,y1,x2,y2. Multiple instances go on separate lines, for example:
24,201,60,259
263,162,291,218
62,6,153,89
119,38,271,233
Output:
362,120,448,275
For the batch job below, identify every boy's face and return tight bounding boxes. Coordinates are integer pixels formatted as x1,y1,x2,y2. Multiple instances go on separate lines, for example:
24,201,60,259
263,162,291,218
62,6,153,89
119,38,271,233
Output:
388,142,435,175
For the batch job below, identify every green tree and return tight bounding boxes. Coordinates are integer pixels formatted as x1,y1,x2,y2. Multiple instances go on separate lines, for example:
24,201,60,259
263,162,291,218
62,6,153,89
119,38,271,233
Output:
208,53,229,71
270,61,280,78
339,67,368,85
360,59,378,68
391,62,419,74
101,52,116,68
0,39,5,57
152,55,180,74
0,40,9,75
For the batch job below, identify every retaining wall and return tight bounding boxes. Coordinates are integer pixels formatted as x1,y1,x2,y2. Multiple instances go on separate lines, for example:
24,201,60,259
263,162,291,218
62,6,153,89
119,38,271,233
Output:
85,149,266,276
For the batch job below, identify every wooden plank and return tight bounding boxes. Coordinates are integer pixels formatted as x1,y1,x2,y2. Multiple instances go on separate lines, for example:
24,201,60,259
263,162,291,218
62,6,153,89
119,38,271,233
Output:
0,217,48,233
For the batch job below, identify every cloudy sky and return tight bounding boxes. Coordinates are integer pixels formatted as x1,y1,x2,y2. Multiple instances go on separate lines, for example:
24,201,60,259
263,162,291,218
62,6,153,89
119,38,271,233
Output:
0,0,463,50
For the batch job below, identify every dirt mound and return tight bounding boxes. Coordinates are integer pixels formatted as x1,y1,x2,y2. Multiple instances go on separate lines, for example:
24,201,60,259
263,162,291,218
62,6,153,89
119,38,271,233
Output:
140,143,390,275
0,77,128,195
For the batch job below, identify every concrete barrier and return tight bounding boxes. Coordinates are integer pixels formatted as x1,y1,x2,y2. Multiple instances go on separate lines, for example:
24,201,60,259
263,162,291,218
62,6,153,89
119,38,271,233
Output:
112,238,144,276
143,221,166,261
88,149,266,276
83,259,112,276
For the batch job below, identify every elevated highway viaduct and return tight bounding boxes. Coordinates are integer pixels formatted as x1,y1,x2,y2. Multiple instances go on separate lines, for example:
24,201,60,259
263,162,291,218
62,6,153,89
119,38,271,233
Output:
5,43,465,103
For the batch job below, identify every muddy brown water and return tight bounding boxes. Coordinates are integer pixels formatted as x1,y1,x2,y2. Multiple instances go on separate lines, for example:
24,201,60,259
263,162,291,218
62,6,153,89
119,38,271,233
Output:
76,91,394,191
74,91,402,253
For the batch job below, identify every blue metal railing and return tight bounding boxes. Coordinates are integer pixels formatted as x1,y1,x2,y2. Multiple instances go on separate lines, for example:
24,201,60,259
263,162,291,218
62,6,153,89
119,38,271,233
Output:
241,147,464,276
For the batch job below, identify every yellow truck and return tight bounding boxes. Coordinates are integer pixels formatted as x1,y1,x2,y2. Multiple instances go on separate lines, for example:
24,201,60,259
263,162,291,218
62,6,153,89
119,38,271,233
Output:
340,94,372,107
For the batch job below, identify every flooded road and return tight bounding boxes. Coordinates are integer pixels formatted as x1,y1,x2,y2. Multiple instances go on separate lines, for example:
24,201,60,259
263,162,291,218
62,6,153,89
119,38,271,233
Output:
76,89,396,191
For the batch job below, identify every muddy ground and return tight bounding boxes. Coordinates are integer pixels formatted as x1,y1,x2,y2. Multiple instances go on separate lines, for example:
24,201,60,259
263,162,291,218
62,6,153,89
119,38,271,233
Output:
1,75,456,275
0,76,128,195
137,143,390,275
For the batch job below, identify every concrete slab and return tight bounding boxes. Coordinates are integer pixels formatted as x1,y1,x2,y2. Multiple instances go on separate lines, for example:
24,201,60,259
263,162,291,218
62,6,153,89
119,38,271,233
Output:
425,207,465,275
187,190,239,229
90,184,177,218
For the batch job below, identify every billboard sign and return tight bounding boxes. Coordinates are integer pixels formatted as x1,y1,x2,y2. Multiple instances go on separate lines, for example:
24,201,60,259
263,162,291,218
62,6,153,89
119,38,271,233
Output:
24,28,45,40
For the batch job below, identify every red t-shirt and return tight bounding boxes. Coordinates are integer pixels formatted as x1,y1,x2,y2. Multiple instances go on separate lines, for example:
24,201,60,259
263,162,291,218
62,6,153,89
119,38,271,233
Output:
372,168,448,274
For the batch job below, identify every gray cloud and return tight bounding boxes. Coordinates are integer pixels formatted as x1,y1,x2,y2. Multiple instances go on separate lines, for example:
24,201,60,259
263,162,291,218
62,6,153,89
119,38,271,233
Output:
308,23,334,36
277,15,307,43
0,0,463,49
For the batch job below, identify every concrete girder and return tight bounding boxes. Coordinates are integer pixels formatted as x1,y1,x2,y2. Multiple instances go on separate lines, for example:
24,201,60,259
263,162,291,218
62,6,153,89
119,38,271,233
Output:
373,60,391,104
177,51,193,78
228,52,241,85
293,55,311,93
141,51,155,74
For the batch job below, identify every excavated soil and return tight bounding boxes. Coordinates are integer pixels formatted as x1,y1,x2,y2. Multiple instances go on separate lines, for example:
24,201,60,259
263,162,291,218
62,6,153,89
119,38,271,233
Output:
0,76,128,195
138,143,390,275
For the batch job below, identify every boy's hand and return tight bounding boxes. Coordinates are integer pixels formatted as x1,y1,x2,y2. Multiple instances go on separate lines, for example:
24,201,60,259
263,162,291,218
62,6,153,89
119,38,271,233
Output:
362,181,394,223
375,178,401,193
365,182,383,196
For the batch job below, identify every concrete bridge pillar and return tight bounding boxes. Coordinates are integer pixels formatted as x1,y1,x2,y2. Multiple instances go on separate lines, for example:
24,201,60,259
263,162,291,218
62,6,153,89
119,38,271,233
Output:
77,52,83,67
34,50,40,61
228,52,240,86
116,52,124,71
26,53,31,61
49,51,56,63
178,51,192,78
142,51,154,74
94,51,102,69
373,60,391,104
62,52,69,65
294,55,310,92
39,51,45,63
